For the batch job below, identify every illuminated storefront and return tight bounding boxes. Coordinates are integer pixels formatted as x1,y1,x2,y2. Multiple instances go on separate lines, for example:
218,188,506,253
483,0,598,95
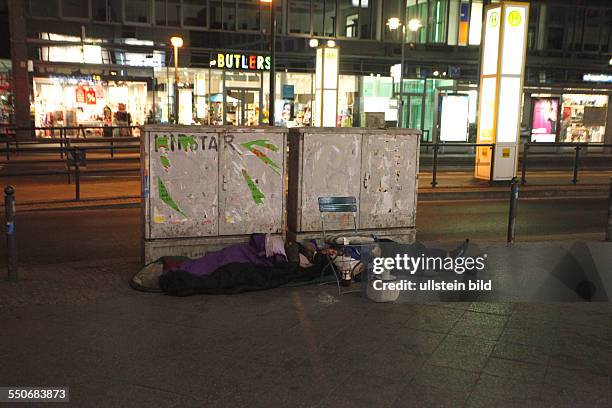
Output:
33,75,149,136
560,94,608,143
525,92,609,144
0,60,12,129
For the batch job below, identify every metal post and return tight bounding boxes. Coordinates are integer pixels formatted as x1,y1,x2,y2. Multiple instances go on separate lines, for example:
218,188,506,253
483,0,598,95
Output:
74,161,81,201
507,178,519,245
397,25,405,128
431,144,439,187
572,145,580,185
606,177,612,242
489,145,496,185
5,186,17,282
521,143,529,185
174,45,180,124
59,128,65,159
268,0,276,126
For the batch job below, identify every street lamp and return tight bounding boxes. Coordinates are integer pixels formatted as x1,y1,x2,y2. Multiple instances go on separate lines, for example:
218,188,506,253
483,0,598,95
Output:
387,17,421,128
261,0,275,126
170,36,183,124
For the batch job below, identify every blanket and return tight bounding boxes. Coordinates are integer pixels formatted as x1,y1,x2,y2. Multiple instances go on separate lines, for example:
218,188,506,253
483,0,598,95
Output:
169,234,287,277
159,261,328,296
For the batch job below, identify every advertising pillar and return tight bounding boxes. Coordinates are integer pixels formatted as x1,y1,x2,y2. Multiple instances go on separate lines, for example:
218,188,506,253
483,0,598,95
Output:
314,45,339,127
475,2,529,181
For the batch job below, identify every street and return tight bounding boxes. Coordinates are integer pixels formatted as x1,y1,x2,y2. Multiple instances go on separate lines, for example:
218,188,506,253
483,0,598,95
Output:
2,196,607,266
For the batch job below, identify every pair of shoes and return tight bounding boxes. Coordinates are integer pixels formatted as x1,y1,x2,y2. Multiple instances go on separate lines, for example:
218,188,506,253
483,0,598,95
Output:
449,239,470,258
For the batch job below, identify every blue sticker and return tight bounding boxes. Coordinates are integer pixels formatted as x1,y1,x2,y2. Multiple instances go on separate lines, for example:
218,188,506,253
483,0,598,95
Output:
144,176,150,198
6,221,14,235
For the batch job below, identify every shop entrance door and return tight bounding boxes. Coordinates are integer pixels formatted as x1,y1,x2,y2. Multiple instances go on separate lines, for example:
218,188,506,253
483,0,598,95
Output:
225,88,261,126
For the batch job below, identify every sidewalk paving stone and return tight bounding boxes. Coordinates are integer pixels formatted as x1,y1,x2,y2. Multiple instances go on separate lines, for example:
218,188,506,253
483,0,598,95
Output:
2,252,612,406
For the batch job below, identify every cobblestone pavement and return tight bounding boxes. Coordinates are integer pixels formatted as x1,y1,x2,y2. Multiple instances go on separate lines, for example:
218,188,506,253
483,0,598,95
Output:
1,256,611,407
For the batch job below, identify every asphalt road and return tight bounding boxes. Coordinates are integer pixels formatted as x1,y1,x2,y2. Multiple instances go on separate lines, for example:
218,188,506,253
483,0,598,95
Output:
0,196,607,266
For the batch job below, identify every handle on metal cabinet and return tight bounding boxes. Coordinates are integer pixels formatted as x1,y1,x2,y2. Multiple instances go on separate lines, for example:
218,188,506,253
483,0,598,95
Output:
363,173,370,189
222,174,228,191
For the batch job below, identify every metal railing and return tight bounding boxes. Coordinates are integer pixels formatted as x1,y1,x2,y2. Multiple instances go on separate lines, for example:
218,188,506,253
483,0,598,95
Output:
520,142,612,186
421,142,496,187
0,130,141,201
0,125,141,161
421,141,612,188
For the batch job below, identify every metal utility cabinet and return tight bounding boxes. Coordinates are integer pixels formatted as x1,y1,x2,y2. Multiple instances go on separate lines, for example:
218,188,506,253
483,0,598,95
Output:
287,128,420,243
142,125,287,264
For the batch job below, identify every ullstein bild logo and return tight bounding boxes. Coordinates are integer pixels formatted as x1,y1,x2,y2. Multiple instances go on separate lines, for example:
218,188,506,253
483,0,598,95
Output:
213,53,271,70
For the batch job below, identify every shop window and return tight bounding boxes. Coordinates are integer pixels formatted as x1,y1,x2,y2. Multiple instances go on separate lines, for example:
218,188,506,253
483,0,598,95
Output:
405,0,428,44
183,0,207,27
338,0,358,37
260,2,282,34
359,0,375,39
467,0,482,46
446,0,459,46
547,5,566,26
61,0,90,19
155,0,180,26
603,10,612,53
223,0,236,30
547,27,564,51
427,0,447,44
125,0,150,23
30,0,59,17
561,94,609,144
526,3,539,51
92,0,121,22
210,0,222,28
289,0,311,34
583,8,603,52
382,0,401,41
312,0,336,36
237,0,260,31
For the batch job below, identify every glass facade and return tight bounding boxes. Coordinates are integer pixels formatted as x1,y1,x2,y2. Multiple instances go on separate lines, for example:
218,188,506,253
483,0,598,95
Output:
25,0,612,54
22,0,612,137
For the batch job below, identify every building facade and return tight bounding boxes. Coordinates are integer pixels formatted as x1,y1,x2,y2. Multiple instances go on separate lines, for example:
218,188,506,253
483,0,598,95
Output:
6,0,612,143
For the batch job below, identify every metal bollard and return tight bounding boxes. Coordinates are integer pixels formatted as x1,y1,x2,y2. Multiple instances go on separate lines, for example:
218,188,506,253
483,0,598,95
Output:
521,143,529,185
431,144,439,187
507,178,519,245
606,177,612,242
489,145,496,185
572,145,581,185
74,161,81,201
5,186,17,282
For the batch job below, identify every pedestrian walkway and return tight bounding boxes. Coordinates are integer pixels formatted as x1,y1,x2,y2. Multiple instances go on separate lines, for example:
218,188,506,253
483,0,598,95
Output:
0,242,610,407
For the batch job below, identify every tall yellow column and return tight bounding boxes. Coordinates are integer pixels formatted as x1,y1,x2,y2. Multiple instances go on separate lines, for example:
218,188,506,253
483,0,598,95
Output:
475,2,530,181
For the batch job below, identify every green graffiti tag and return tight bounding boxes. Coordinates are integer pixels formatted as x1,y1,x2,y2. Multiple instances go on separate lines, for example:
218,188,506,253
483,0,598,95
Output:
241,139,281,175
155,135,171,171
242,170,265,205
178,134,198,152
158,177,187,217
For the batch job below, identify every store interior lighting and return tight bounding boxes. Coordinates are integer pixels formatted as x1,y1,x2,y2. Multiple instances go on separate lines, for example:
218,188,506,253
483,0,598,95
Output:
387,17,400,30
407,18,422,32
309,39,319,48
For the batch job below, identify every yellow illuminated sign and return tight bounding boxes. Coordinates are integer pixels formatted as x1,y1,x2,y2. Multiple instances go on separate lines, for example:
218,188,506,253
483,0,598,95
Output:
508,10,522,26
489,12,499,27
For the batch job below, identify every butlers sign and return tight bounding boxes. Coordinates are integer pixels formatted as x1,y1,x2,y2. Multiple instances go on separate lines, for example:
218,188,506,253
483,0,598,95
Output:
211,53,271,71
